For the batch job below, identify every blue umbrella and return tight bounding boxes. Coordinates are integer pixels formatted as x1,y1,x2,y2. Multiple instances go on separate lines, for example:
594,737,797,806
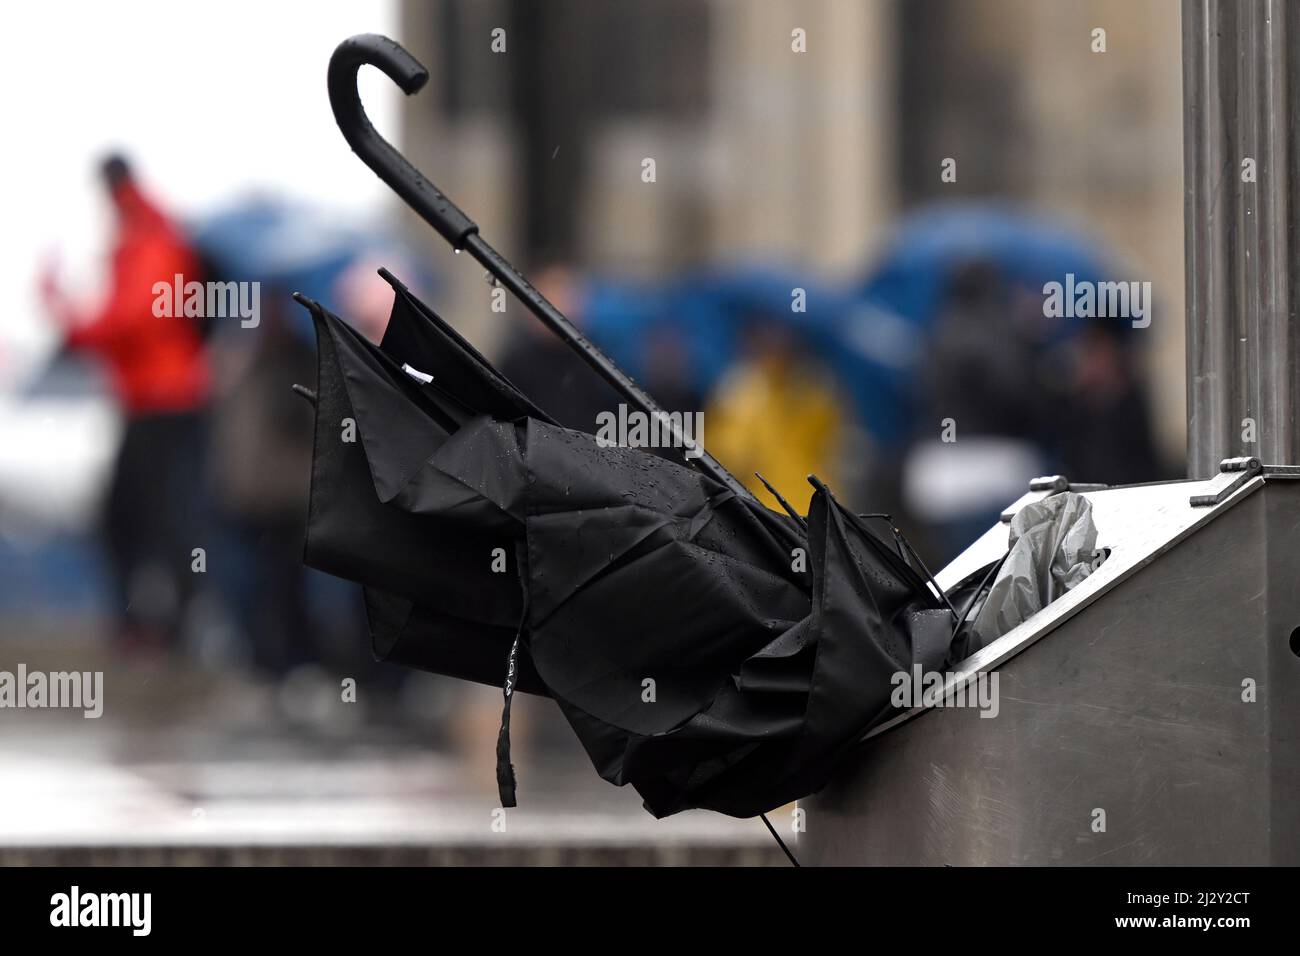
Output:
583,265,838,399
188,196,429,336
835,203,1114,448
569,205,1114,451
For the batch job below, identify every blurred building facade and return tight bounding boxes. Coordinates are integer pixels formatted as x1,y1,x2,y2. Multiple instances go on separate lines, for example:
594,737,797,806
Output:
397,0,1185,462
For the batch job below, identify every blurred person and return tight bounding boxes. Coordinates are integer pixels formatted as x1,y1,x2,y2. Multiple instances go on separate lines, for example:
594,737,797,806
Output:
496,261,623,433
705,316,844,514
642,323,704,419
901,259,1168,564
903,261,1057,562
40,154,211,652
498,263,703,451
333,255,400,344
206,292,316,677
1056,317,1169,485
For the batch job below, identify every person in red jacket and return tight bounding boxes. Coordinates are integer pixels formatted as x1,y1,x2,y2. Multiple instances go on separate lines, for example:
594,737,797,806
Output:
43,155,212,652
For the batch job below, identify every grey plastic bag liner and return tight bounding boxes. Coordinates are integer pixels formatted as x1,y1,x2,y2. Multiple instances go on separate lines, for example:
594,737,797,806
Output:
970,491,1103,651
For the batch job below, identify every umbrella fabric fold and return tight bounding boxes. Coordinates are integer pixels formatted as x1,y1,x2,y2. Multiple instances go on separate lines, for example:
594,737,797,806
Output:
298,277,948,818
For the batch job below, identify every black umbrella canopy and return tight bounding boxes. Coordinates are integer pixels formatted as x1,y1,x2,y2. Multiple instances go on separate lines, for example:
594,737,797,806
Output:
296,275,952,818
300,34,956,820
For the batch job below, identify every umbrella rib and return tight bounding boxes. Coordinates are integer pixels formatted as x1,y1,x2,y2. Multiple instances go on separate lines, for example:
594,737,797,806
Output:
754,472,808,531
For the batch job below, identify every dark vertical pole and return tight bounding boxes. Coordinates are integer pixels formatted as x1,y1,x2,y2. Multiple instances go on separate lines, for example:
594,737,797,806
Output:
1183,0,1300,476
508,0,585,262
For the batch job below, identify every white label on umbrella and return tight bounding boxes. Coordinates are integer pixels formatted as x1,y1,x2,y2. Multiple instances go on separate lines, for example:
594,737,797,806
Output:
401,363,434,384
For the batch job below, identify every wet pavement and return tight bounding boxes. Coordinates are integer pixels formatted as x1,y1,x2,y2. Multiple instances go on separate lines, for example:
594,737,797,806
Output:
0,633,783,865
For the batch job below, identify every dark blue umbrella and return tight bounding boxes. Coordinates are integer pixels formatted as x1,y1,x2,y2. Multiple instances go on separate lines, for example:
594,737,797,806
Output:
834,203,1114,449
582,265,839,399
188,196,428,336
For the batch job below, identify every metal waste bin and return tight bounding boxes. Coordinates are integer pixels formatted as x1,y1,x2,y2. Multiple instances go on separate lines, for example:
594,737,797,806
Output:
803,465,1300,865
802,0,1300,865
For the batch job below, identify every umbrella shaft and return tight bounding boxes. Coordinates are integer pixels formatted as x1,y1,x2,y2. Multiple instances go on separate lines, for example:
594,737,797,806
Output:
462,233,754,502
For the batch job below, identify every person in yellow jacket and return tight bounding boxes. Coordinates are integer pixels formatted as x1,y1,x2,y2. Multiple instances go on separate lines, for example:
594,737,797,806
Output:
705,320,844,515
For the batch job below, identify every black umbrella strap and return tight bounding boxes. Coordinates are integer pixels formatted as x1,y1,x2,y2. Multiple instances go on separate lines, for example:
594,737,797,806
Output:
495,583,529,809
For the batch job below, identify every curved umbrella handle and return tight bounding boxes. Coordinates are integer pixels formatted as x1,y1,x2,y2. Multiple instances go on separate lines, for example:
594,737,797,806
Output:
327,33,478,249
325,33,760,507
